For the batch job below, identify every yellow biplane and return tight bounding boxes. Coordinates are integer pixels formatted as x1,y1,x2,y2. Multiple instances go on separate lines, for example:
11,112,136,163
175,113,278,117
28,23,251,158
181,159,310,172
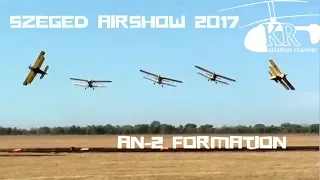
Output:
23,51,49,86
268,59,295,90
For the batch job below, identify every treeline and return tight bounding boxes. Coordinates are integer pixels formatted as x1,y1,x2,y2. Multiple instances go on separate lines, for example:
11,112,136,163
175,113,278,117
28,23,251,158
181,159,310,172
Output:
0,122,319,135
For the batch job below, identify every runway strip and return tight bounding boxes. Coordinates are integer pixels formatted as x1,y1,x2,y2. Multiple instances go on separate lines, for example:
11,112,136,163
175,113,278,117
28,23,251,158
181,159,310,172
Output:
0,146,318,153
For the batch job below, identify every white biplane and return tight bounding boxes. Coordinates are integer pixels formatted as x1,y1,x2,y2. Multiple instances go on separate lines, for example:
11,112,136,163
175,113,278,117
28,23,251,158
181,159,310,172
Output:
194,65,236,85
139,69,183,87
70,78,112,90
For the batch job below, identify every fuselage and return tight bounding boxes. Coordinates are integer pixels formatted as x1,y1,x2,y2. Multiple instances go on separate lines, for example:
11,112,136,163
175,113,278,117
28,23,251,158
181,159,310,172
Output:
270,75,286,83
29,66,46,75
209,74,217,81
83,81,94,89
88,81,93,87
156,76,163,84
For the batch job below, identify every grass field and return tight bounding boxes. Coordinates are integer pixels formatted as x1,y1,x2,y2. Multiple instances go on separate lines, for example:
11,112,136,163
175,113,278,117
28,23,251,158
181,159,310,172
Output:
0,135,318,180
0,152,318,180
0,134,318,148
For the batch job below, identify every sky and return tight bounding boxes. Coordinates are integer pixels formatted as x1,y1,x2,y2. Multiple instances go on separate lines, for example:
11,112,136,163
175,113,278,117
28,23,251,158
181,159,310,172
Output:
0,0,319,128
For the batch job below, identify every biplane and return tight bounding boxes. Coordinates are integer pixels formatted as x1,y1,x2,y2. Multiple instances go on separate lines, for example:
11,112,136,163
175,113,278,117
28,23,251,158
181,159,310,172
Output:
23,51,49,86
194,65,236,85
139,69,183,87
70,78,112,90
268,59,295,90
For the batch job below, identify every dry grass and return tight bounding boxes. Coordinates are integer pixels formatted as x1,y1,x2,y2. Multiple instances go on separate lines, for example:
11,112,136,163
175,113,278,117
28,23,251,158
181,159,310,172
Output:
0,135,318,180
0,134,318,148
0,151,318,180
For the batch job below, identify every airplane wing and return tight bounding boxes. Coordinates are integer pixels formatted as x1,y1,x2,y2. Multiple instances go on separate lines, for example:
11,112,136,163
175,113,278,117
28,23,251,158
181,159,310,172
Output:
195,65,235,82
23,70,36,85
279,80,290,90
91,80,112,83
70,78,88,82
143,77,176,87
73,83,88,87
269,59,283,75
162,77,183,83
140,70,158,77
268,70,277,80
194,65,214,74
214,79,229,85
32,51,46,68
143,77,158,83
92,84,107,88
162,82,177,87
269,66,279,76
216,74,236,82
197,72,211,79
282,77,295,90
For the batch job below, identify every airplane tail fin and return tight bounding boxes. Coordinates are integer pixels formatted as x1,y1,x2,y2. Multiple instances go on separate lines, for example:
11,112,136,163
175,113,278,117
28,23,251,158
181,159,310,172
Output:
40,66,49,79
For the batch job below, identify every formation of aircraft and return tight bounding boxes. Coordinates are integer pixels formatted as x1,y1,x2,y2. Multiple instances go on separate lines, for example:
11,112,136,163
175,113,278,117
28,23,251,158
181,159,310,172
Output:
23,51,296,91
69,78,112,90
139,69,183,87
194,65,236,85
268,59,295,90
23,51,49,86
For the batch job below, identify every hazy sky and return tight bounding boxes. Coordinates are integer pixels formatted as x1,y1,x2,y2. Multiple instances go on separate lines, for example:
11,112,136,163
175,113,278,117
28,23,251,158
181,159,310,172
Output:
0,0,319,128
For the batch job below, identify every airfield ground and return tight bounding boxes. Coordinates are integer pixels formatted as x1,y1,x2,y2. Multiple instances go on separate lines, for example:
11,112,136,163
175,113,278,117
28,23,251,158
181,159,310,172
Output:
0,134,318,180
0,134,318,148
